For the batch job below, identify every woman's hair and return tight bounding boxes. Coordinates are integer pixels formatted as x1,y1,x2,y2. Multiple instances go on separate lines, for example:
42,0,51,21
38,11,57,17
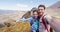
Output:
32,10,40,20
33,10,38,13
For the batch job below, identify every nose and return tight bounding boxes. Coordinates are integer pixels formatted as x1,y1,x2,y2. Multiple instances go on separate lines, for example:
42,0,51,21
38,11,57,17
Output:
38,10,41,12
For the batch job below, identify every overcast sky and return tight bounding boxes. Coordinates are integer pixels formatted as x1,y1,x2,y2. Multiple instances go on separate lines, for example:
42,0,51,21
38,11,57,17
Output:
0,0,59,11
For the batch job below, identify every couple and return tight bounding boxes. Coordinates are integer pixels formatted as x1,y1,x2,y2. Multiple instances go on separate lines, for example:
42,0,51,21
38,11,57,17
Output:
20,5,53,32
29,5,53,32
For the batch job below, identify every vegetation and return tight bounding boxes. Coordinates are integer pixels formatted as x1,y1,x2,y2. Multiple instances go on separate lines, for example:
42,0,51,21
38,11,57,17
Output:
0,19,31,32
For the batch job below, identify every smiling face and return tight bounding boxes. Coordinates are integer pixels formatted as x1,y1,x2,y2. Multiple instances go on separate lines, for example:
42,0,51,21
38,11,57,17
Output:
33,11,38,18
38,5,45,16
38,7,45,16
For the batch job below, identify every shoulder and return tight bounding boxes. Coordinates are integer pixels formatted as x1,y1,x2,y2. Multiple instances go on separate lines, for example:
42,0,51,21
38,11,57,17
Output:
43,14,53,23
28,16,34,20
29,16,34,19
44,14,52,19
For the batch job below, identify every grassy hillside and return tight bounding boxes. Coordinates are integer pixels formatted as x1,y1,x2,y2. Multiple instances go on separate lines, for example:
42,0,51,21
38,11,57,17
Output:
0,19,31,32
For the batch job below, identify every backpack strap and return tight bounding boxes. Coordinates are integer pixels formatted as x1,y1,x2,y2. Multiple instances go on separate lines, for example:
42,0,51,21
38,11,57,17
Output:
42,14,49,32
42,14,53,32
50,27,53,32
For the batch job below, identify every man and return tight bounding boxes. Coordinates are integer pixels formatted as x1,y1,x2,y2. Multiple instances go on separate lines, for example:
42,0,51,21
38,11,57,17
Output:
38,5,60,32
38,5,53,32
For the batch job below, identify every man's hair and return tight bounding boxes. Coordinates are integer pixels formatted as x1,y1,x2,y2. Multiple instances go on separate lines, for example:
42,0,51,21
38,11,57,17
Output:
38,5,46,9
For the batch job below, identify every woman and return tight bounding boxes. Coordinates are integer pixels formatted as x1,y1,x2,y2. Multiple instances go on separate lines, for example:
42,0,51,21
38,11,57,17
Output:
20,10,39,32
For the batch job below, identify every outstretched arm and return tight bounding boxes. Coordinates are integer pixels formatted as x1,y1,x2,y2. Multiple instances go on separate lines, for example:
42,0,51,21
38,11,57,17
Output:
19,17,33,22
46,16,60,32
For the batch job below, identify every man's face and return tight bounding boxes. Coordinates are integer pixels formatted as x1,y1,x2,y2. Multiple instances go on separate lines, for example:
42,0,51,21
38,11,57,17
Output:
38,7,45,16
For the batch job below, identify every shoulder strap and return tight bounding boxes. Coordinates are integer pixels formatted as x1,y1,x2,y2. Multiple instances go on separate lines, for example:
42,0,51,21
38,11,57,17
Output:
42,14,48,32
42,14,53,32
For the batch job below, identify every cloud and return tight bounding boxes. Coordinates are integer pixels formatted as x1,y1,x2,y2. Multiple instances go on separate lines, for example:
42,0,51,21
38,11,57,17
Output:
16,3,31,11
0,4,31,11
16,4,28,8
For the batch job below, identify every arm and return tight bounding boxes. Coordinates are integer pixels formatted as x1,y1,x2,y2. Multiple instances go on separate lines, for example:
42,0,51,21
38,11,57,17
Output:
46,16,60,32
19,17,33,22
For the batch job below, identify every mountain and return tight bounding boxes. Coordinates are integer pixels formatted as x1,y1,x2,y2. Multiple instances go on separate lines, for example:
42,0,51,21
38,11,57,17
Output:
0,10,17,12
46,1,60,18
0,10,27,23
48,1,60,9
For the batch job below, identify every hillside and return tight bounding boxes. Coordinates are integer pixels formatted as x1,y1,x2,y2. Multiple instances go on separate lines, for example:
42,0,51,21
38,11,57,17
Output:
0,11,27,23
46,1,60,18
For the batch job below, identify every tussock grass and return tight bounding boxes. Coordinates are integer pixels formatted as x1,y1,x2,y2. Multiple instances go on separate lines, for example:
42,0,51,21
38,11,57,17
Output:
0,19,31,32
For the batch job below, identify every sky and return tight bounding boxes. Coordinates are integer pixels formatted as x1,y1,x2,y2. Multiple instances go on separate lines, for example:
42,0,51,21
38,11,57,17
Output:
0,0,60,11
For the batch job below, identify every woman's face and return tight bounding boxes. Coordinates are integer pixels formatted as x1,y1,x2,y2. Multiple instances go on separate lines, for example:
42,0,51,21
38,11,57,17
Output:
33,12,38,18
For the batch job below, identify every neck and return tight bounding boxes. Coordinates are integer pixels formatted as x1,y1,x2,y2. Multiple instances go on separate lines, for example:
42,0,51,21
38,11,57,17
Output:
41,13,46,17
41,13,44,16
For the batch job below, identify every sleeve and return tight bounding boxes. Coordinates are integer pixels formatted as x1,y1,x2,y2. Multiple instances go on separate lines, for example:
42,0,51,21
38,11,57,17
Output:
19,17,33,22
44,15,52,19
44,15,52,24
